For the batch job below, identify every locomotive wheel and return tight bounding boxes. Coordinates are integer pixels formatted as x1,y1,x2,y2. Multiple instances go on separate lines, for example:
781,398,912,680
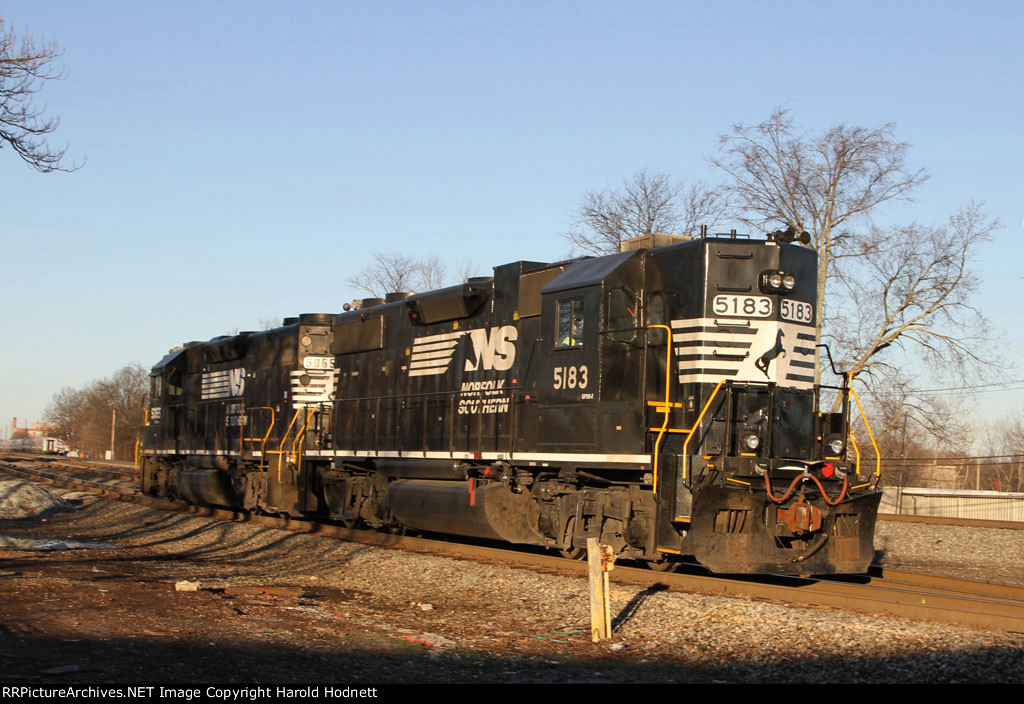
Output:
645,557,681,573
558,545,586,560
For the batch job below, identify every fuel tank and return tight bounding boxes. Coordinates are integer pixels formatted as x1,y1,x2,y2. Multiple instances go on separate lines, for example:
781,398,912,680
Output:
177,468,235,508
388,479,542,544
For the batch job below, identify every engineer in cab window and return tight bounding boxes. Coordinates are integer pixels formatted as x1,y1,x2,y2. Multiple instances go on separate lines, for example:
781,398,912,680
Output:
557,298,584,348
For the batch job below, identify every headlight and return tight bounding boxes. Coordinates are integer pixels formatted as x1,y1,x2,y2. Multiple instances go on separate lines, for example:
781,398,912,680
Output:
828,438,844,454
744,433,761,450
760,269,795,294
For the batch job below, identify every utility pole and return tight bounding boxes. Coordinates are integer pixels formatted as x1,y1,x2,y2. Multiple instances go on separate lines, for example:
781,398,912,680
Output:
109,409,116,461
1018,407,1023,493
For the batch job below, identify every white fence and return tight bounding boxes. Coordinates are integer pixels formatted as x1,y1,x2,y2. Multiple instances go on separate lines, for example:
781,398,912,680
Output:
881,486,1024,522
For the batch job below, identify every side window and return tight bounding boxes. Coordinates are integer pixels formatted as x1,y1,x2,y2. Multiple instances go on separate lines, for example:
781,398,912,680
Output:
167,368,183,402
150,374,163,402
608,288,637,342
556,297,584,348
648,293,667,345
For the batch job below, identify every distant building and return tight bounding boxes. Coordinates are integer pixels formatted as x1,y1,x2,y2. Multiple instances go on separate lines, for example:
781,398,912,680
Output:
10,419,56,440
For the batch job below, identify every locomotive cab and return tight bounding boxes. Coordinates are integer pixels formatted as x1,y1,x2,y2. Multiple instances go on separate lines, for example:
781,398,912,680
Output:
532,249,647,456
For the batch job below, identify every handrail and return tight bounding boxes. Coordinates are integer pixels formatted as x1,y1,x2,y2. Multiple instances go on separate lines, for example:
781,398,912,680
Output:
682,379,728,484
848,432,862,478
848,374,881,480
274,408,303,483
290,406,316,469
238,401,244,455
647,324,675,494
243,407,275,472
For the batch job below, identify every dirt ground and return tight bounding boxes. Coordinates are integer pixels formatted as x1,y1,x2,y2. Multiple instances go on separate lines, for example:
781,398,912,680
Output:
0,492,695,684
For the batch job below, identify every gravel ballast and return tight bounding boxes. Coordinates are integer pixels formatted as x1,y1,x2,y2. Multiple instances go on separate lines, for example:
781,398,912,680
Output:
0,482,1021,683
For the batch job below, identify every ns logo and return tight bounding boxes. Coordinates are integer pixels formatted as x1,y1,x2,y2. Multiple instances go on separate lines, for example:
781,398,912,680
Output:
464,325,517,372
228,367,246,396
409,325,518,377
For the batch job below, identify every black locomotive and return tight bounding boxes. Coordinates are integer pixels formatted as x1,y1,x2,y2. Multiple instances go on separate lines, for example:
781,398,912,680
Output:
141,231,882,575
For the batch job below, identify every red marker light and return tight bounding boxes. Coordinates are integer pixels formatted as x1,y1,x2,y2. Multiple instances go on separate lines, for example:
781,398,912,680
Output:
822,463,835,478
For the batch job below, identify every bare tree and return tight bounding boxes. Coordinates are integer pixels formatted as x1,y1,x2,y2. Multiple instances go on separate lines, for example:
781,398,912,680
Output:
44,364,148,458
346,252,449,299
853,370,973,461
453,259,480,284
0,17,77,172
677,182,730,240
709,108,1005,451
980,410,1024,492
44,386,85,446
564,169,727,255
831,204,998,383
998,411,1024,457
711,108,928,342
416,254,448,291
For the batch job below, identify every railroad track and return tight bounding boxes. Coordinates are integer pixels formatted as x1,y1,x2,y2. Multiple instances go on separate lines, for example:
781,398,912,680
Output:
2,453,1023,633
0,454,141,498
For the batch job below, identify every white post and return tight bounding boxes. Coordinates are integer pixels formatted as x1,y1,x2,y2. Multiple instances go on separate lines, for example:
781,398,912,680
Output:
587,538,616,642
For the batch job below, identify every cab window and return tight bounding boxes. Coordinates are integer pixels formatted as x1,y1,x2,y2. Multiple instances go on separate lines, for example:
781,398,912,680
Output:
167,368,183,402
647,293,667,345
556,297,584,348
608,288,637,342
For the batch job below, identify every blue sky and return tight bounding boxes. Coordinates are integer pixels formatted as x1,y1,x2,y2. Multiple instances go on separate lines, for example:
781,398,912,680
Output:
1,1,1021,435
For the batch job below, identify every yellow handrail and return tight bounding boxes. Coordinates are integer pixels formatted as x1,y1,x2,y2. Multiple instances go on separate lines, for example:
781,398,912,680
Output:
848,432,862,478
682,379,727,484
647,324,674,494
274,408,303,482
243,407,275,472
290,406,316,470
848,374,881,479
